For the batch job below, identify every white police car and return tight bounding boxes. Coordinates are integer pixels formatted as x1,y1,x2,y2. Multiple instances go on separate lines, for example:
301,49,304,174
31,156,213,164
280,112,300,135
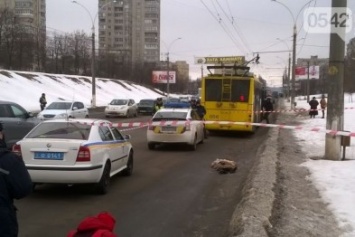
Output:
146,105,205,151
12,119,133,194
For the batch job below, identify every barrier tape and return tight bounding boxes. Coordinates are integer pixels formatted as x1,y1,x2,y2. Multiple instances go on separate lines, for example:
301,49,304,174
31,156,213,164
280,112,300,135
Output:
74,120,355,137
212,107,355,114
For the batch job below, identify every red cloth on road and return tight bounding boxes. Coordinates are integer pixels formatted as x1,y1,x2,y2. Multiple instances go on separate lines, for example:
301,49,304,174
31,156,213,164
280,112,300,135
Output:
67,212,117,237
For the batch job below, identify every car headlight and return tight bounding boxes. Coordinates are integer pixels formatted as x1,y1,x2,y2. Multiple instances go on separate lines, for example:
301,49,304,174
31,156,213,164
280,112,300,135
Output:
56,113,68,119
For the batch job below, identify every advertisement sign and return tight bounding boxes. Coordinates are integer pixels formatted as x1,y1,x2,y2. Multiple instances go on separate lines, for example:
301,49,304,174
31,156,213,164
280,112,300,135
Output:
152,71,176,84
194,56,245,65
295,66,320,80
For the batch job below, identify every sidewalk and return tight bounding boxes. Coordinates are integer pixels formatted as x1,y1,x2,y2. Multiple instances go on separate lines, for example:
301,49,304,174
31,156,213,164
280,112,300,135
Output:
229,99,344,237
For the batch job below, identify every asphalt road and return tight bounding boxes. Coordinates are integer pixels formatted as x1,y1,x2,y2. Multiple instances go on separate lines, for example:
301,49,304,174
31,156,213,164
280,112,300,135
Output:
16,109,270,237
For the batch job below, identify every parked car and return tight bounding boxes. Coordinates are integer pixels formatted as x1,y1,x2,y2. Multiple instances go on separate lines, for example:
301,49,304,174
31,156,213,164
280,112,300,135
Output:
37,101,89,120
146,106,205,151
137,99,156,115
12,118,134,194
0,100,41,149
105,99,138,117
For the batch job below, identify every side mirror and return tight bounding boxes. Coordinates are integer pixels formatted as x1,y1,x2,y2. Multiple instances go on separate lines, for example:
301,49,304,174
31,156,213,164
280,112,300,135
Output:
27,112,34,118
124,134,131,140
72,107,78,111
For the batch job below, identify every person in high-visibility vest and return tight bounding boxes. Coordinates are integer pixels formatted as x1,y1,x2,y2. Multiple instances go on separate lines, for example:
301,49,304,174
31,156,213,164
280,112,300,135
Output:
155,98,163,111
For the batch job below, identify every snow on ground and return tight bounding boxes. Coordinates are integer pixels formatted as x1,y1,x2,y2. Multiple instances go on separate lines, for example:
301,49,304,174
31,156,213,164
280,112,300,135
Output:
291,94,355,236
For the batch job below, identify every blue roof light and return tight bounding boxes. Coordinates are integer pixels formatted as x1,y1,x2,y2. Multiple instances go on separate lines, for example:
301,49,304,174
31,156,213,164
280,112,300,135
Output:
163,102,191,109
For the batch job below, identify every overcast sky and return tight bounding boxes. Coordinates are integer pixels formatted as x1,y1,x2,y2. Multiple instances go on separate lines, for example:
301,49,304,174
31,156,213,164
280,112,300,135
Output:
46,0,355,86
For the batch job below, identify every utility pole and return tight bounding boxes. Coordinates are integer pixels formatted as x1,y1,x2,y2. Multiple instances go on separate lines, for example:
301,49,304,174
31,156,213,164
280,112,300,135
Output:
291,24,297,109
287,53,291,100
307,60,310,102
166,52,170,97
164,37,181,97
91,29,96,107
325,0,347,160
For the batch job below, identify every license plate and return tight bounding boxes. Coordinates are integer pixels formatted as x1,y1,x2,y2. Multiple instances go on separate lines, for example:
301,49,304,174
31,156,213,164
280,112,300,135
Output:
34,152,64,160
162,126,176,132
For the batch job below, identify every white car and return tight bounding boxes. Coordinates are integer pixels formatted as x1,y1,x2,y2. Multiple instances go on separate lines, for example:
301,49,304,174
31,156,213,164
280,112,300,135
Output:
105,99,138,118
146,108,205,151
37,101,89,120
12,118,134,194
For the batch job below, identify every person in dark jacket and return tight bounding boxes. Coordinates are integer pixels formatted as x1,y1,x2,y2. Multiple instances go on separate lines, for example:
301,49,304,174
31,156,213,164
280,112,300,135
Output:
0,125,32,237
39,93,47,111
309,97,319,118
262,97,274,124
194,100,208,139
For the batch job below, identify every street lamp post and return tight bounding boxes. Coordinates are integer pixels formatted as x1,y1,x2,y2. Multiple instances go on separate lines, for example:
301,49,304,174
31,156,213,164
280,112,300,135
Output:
276,39,291,100
272,0,315,109
165,37,182,97
72,0,116,108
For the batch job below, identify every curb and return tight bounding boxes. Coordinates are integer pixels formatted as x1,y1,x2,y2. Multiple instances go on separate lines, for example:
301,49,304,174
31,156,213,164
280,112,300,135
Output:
228,100,287,236
229,128,278,236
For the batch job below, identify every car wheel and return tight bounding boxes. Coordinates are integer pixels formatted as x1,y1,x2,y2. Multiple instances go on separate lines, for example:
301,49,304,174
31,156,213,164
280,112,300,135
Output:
148,142,155,150
96,162,111,195
189,135,197,151
122,152,133,176
85,114,89,118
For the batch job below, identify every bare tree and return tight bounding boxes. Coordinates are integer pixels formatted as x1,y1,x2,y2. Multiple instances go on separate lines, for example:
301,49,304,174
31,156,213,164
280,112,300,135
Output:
68,31,89,75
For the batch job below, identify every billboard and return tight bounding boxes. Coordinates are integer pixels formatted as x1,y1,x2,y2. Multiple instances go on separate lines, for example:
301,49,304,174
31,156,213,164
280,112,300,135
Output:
194,56,245,65
295,66,320,80
152,71,176,84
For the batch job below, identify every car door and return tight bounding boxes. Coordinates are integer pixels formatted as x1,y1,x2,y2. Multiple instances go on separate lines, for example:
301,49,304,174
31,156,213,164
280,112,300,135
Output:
79,102,88,118
98,126,122,172
128,100,134,114
74,102,85,118
0,103,39,149
131,99,137,114
191,110,203,142
110,127,127,169
72,102,80,118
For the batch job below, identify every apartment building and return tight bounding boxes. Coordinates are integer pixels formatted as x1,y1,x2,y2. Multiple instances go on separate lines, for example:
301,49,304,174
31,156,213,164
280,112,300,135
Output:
0,0,46,34
98,0,160,67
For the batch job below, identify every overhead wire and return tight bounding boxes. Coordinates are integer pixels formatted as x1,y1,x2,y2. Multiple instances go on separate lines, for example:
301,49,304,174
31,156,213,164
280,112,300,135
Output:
215,0,253,54
297,0,318,55
199,0,247,55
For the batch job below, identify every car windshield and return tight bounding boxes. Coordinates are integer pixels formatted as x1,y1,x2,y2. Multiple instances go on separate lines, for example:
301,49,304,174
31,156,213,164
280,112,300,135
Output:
46,102,72,110
110,99,128,105
26,122,91,140
152,111,188,121
139,100,154,105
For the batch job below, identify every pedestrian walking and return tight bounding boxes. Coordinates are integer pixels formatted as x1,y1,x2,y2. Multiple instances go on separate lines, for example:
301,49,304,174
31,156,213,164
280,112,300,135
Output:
320,95,327,119
39,93,47,111
309,96,319,118
0,123,33,237
194,100,208,139
262,96,274,124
